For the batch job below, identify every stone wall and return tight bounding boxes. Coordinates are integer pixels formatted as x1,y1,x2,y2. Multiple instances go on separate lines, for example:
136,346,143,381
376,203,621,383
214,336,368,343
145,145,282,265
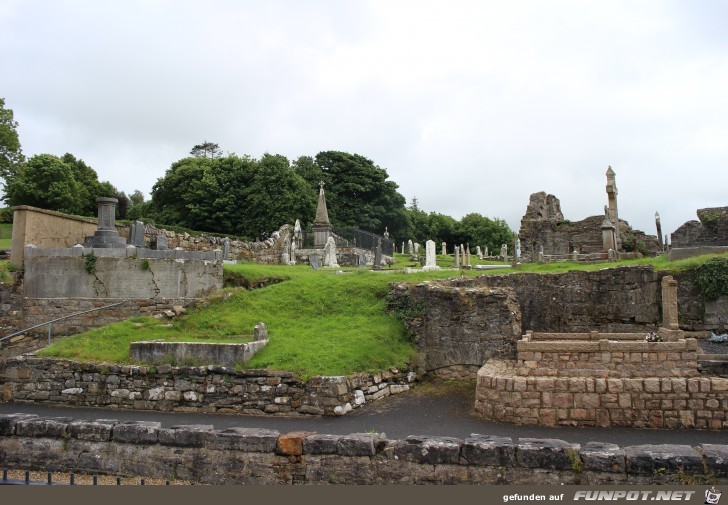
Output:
672,207,728,248
516,335,700,378
446,267,661,333
388,282,521,377
476,360,728,430
0,356,415,416
1,413,727,484
10,206,125,267
16,298,196,339
23,246,222,299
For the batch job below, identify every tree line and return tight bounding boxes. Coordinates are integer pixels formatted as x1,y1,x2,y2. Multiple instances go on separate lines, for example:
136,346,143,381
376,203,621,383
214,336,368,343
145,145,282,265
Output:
0,97,513,250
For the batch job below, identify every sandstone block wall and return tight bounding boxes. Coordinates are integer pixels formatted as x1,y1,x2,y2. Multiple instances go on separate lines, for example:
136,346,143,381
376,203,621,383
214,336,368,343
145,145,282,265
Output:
388,282,521,377
1,413,727,484
0,357,415,416
475,360,728,429
516,337,700,378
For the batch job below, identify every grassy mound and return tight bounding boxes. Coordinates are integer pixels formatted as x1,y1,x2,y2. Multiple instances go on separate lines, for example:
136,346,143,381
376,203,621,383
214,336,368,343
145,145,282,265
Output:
34,252,728,377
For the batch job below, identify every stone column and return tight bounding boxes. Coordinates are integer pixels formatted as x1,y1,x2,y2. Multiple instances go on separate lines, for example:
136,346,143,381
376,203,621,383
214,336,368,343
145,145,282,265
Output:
661,275,679,331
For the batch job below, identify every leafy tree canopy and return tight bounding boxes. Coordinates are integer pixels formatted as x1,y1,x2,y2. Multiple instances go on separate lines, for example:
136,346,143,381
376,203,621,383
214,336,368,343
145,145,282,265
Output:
190,141,223,159
0,97,25,183
148,153,315,239
4,153,118,216
307,151,408,240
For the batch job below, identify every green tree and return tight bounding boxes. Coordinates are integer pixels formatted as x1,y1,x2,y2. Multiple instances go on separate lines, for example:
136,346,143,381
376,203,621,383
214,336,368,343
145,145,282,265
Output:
0,97,25,184
455,213,514,253
190,141,223,159
313,151,408,240
148,153,316,239
246,154,316,239
5,154,85,214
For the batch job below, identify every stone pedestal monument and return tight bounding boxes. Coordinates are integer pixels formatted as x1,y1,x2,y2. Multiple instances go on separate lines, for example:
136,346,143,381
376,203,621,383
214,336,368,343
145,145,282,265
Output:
84,198,127,248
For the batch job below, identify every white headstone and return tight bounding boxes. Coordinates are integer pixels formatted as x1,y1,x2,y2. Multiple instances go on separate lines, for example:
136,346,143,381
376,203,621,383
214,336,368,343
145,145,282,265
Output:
422,240,441,271
441,242,446,256
323,236,339,267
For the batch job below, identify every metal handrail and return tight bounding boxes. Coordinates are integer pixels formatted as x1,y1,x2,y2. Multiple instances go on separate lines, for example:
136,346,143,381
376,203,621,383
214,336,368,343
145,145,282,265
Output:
0,301,127,346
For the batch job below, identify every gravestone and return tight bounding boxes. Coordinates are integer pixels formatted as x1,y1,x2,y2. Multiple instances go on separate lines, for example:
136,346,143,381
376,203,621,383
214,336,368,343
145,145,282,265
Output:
476,246,482,259
309,254,321,270
373,239,382,270
572,250,579,261
293,219,303,249
130,221,145,248
154,234,168,250
422,240,440,271
484,246,488,258
441,242,446,256
465,245,471,267
358,252,367,268
401,242,405,254
500,244,508,262
455,244,460,268
414,242,420,257
223,237,231,261
407,239,414,257
323,236,339,267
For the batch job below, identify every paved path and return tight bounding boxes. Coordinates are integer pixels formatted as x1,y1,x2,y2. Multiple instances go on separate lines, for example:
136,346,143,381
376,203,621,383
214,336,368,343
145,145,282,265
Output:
2,384,726,446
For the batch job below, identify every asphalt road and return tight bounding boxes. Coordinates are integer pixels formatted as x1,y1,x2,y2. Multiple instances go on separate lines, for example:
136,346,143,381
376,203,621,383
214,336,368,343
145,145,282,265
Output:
1,382,726,446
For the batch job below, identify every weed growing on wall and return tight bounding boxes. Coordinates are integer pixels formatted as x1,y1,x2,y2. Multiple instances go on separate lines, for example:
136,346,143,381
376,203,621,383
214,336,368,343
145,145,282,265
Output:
692,256,728,300
84,252,98,275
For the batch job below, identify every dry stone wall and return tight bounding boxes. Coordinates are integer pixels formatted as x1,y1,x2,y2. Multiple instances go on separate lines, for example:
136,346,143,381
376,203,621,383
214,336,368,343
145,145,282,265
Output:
0,356,415,416
1,413,726,484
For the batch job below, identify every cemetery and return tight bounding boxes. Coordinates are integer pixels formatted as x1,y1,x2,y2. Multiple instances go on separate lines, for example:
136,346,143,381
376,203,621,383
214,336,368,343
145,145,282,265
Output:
0,171,727,485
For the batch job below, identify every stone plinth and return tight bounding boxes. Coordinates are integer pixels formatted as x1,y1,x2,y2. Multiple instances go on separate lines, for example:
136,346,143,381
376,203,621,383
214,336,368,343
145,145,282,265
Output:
84,197,127,249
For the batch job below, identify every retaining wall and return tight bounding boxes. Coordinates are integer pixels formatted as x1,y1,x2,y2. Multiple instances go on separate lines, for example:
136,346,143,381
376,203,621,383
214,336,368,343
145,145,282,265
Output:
1,413,726,484
23,246,222,299
388,283,521,377
0,356,415,416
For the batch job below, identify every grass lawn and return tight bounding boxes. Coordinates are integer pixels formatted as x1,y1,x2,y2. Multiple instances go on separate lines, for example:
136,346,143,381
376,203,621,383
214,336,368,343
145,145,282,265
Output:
35,251,728,377
0,223,11,250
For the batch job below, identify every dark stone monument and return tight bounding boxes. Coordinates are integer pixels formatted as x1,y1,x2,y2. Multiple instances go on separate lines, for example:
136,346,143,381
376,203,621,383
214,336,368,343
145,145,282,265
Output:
130,221,146,248
373,239,382,270
154,234,168,250
84,197,127,248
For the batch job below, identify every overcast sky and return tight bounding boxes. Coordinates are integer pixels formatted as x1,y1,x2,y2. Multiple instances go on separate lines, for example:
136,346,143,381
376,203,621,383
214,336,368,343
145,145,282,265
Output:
2,1,727,238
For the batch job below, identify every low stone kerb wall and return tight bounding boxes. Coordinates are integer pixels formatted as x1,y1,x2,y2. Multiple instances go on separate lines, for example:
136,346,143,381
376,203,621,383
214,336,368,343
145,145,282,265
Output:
1,356,415,416
1,413,727,484
516,334,700,378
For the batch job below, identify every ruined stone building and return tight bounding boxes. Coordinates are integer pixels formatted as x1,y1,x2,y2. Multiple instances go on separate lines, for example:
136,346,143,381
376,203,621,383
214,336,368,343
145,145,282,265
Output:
518,167,659,260
671,207,728,248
